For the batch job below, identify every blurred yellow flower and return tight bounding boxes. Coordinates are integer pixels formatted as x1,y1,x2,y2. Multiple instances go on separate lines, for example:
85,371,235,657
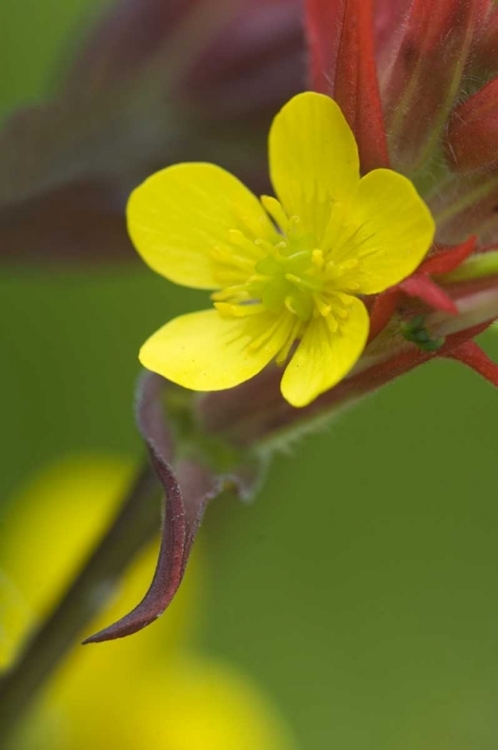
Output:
128,91,434,407
0,457,296,750
0,457,139,667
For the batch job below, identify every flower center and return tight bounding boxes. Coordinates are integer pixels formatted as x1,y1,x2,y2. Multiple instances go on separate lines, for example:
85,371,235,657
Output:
211,203,358,332
213,234,325,319
254,239,328,320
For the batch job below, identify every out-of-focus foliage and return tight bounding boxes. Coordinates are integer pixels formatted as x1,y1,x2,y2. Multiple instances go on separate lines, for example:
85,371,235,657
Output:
0,0,305,263
1,458,296,750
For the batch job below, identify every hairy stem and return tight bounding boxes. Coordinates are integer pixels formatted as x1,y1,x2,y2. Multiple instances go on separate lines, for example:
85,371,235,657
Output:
0,460,160,743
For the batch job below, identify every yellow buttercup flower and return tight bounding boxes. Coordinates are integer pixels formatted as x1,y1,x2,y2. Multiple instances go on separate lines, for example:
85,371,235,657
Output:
128,92,435,407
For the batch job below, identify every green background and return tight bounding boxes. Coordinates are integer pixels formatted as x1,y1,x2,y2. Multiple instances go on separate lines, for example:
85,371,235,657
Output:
1,2,498,747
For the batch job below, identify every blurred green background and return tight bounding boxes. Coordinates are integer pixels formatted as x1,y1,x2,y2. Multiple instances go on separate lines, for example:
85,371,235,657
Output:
1,1,498,747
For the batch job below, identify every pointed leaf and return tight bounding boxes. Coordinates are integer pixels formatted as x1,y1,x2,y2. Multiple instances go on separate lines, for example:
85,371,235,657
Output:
421,236,477,276
443,339,498,386
334,0,390,171
85,373,259,642
399,275,458,314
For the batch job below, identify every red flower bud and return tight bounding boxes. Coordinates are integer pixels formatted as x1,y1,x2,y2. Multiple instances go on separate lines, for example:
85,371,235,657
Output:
445,78,498,171
382,0,488,171
374,0,412,61
471,5,498,74
430,171,498,246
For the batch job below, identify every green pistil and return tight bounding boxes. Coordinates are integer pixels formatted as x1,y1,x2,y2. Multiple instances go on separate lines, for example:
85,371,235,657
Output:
242,239,324,320
213,221,351,325
284,273,322,293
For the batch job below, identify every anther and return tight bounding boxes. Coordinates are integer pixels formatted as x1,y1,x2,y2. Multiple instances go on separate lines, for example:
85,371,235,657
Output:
285,273,321,292
334,292,354,306
214,302,264,317
285,296,299,316
289,215,301,235
326,314,339,333
211,285,251,303
313,295,331,317
341,258,359,270
254,237,276,255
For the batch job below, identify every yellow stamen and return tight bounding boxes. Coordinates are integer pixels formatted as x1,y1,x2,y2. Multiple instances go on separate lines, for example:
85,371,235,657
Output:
313,295,332,317
325,313,339,333
284,273,321,292
341,258,359,270
214,302,265,317
211,285,251,303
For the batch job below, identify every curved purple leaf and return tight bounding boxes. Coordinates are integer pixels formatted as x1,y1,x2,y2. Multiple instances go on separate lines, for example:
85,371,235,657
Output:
84,373,257,643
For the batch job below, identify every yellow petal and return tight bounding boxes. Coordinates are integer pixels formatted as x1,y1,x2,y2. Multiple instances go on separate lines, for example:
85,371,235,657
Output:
127,163,277,289
33,653,297,750
140,309,293,391
139,654,298,750
333,169,435,295
269,92,360,241
281,297,369,407
0,458,137,669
